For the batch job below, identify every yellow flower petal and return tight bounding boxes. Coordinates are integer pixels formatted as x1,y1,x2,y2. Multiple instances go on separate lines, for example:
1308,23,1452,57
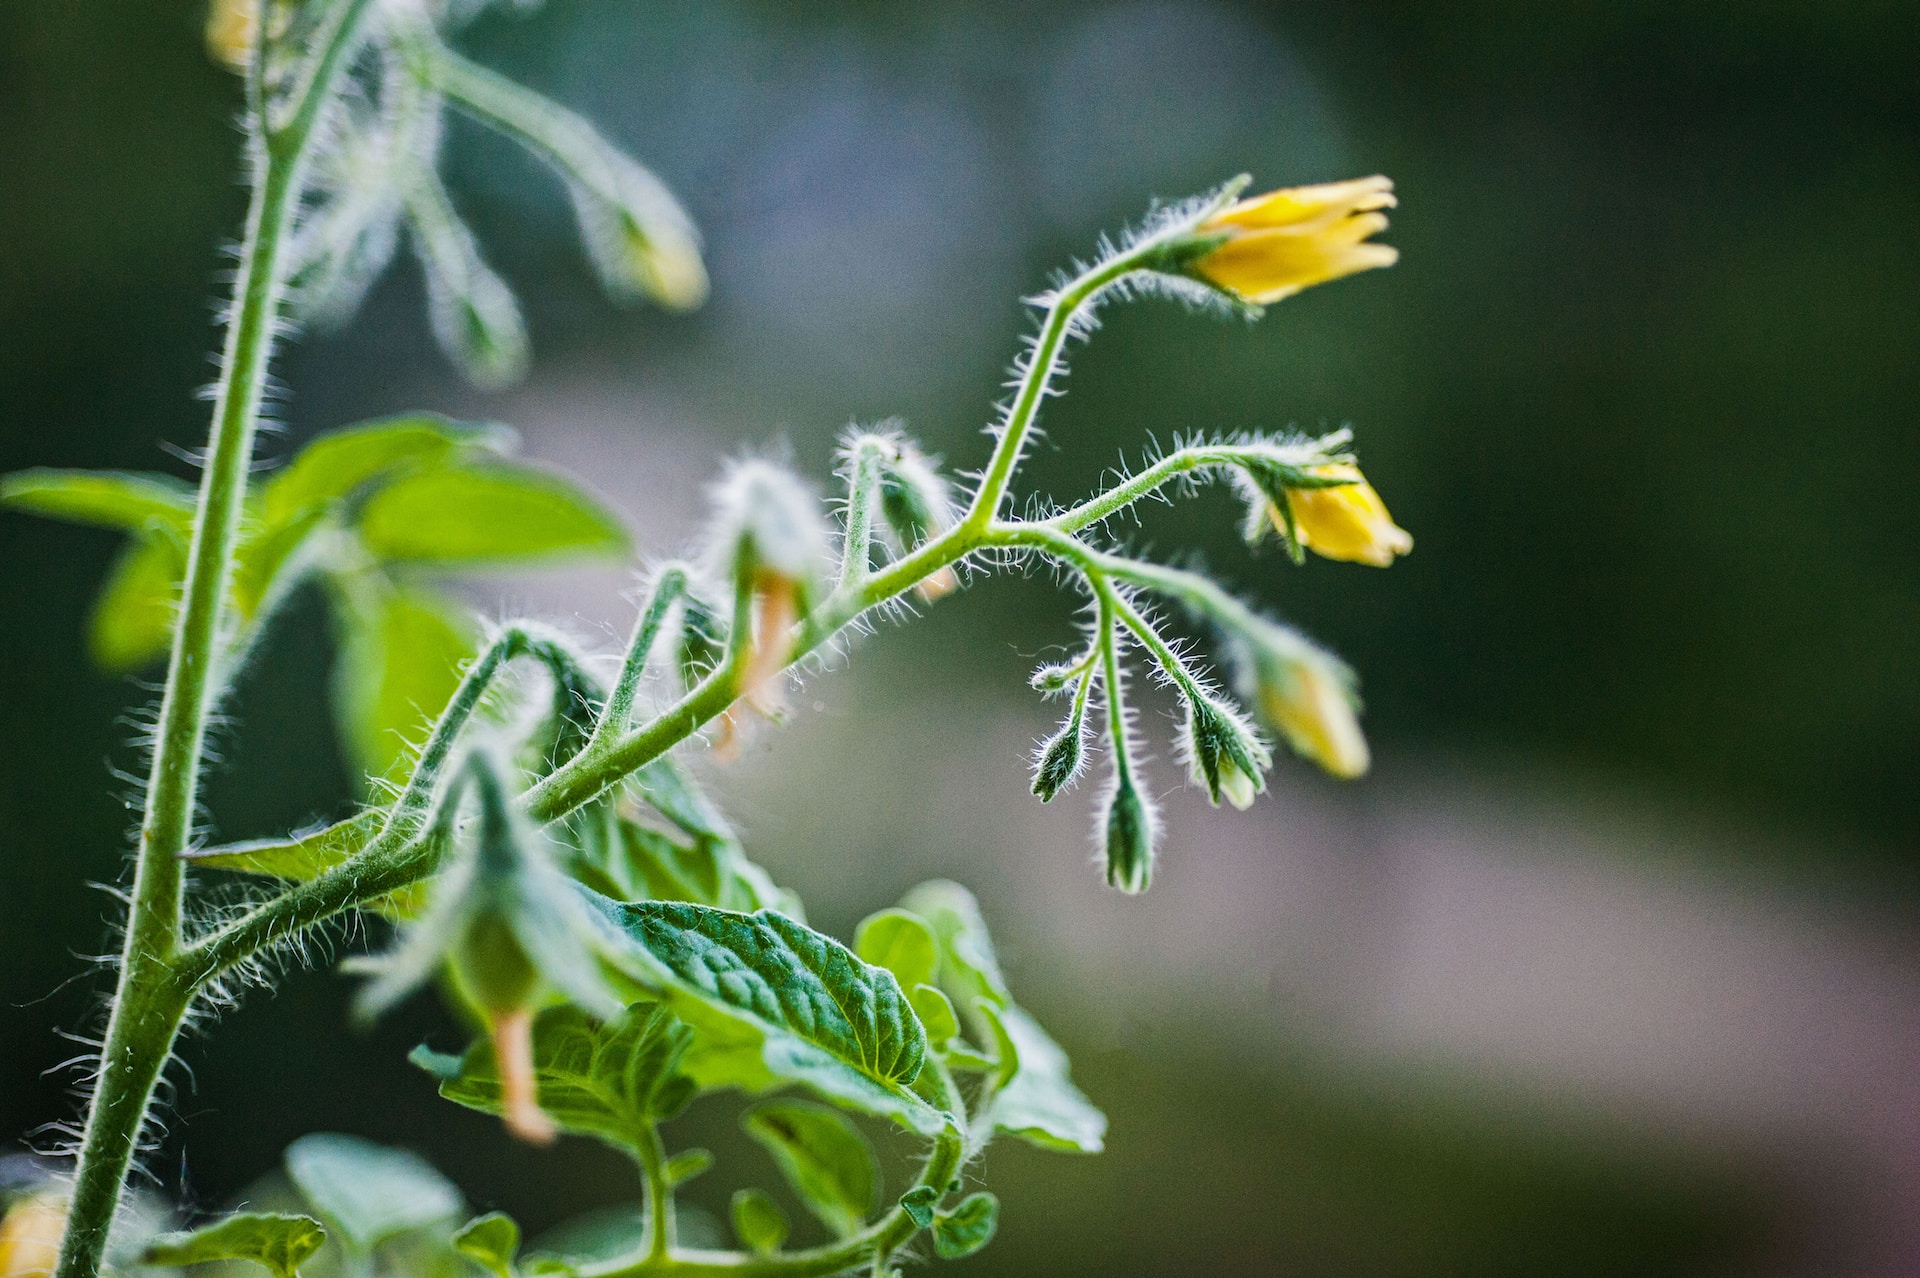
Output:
1190,176,1397,304
1275,463,1413,567
205,0,258,72
1259,660,1370,779
0,1193,66,1278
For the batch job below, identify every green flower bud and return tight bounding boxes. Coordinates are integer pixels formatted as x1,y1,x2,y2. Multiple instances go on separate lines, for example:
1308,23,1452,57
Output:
1183,695,1271,810
1031,715,1087,802
1101,778,1156,894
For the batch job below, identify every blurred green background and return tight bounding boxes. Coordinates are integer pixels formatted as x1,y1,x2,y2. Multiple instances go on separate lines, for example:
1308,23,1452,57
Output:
3,1,1916,1273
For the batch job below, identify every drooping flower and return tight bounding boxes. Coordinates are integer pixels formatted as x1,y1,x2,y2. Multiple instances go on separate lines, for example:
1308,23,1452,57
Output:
1187,176,1398,305
1272,462,1413,567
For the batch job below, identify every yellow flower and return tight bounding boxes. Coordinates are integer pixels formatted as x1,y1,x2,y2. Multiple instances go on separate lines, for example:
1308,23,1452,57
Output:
205,0,258,71
1258,655,1370,780
1190,176,1398,304
0,1192,65,1278
1275,463,1413,567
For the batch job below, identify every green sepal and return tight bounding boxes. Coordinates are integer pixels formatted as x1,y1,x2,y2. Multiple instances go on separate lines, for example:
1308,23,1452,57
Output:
741,1099,879,1238
452,1212,521,1278
417,1003,694,1151
283,1133,464,1254
931,1192,999,1260
139,1212,327,1278
729,1190,788,1256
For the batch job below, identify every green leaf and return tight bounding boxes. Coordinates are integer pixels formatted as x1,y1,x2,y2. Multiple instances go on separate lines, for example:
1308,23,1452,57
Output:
729,1190,788,1256
741,1099,878,1238
975,999,1020,1092
0,468,195,535
284,1134,463,1253
931,1192,999,1260
452,1213,520,1278
896,1186,937,1230
984,1005,1106,1154
89,535,183,671
582,892,941,1134
356,465,628,566
908,984,959,1047
663,1148,713,1186
139,1212,326,1278
187,810,382,880
421,1003,695,1150
898,881,1106,1154
853,910,938,992
331,584,476,786
184,809,432,919
260,415,513,527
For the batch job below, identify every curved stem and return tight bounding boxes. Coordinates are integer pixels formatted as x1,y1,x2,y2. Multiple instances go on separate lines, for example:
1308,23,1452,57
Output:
638,1122,675,1263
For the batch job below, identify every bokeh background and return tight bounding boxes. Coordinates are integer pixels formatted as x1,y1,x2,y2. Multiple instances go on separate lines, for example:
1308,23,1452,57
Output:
4,1,1918,1273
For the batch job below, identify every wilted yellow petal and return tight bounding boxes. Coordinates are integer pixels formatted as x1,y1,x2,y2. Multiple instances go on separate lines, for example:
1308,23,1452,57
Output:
1274,463,1413,567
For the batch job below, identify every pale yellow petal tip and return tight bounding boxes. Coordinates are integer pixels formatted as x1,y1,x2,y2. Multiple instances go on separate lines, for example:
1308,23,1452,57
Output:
1260,664,1371,780
1190,174,1398,305
205,0,257,71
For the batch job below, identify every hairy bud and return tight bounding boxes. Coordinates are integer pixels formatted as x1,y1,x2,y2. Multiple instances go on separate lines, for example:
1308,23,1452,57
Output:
1031,713,1088,802
1101,777,1157,894
1183,695,1270,810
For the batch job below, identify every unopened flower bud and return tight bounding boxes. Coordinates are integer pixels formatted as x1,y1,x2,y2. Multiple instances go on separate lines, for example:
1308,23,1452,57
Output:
1266,463,1412,568
871,434,958,603
1101,778,1157,894
1031,715,1087,802
708,461,828,715
1184,696,1270,810
205,0,257,71
1231,623,1370,779
1028,661,1079,694
571,161,708,312
1178,176,1398,306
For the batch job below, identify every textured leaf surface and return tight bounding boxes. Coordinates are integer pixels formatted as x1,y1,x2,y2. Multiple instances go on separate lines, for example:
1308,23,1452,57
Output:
583,892,941,1132
357,465,627,565
284,1134,463,1252
0,468,195,534
425,1003,694,1150
140,1213,326,1278
741,1099,878,1237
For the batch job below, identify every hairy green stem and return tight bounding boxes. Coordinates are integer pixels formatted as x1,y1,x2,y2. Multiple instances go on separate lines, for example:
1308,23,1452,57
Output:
638,1122,675,1263
56,10,374,1273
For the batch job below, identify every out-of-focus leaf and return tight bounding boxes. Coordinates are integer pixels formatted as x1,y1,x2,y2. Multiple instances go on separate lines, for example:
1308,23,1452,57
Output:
331,584,476,786
908,984,959,1047
664,1149,713,1186
931,1192,999,1260
451,1212,520,1278
89,535,183,671
741,1099,878,1237
853,909,938,992
139,1212,326,1278
187,810,382,880
356,466,628,566
583,891,942,1134
230,505,329,624
283,1134,463,1254
421,1003,694,1151
260,415,513,527
0,468,195,535
898,881,1106,1154
729,1190,788,1256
